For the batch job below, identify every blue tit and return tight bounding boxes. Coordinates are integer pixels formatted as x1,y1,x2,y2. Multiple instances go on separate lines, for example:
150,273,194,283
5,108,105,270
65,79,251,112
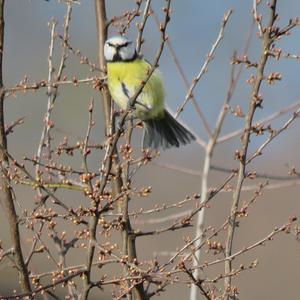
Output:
104,36,195,150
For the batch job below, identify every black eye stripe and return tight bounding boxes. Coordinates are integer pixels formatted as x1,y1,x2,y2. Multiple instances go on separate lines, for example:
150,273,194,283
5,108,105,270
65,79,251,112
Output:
107,41,132,48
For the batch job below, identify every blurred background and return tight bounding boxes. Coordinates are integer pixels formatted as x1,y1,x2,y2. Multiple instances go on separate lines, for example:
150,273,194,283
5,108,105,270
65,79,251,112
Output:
1,0,300,299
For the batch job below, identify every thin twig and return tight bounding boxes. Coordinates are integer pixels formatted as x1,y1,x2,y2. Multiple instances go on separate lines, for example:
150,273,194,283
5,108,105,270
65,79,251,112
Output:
200,220,294,270
136,0,152,54
253,0,263,37
152,160,299,181
4,77,100,97
247,108,300,164
175,10,232,118
1,145,87,223
217,98,300,144
152,9,212,136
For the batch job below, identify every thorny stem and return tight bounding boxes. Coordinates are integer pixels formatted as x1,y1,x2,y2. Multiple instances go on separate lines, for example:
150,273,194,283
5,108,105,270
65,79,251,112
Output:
224,1,278,298
0,0,32,296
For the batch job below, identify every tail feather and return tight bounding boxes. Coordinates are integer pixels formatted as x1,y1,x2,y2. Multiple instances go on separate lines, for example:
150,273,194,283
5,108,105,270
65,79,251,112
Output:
142,110,195,150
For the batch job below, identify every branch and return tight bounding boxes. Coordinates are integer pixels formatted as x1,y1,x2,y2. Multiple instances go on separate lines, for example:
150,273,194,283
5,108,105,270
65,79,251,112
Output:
4,76,100,97
0,0,32,296
224,1,278,297
190,51,237,300
136,0,152,55
189,16,256,299
152,9,212,137
175,10,232,118
246,108,300,164
200,219,295,270
217,98,300,144
253,0,263,37
1,146,87,224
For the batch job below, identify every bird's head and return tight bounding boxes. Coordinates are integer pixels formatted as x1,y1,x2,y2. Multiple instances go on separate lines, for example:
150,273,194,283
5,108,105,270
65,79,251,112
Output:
104,36,137,62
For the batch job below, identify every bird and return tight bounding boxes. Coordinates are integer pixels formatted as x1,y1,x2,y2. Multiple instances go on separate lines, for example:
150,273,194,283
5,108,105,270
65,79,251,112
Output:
104,36,195,150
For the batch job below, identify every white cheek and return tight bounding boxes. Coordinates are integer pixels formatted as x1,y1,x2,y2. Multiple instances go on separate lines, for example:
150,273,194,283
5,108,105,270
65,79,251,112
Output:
120,46,134,60
119,48,127,60
104,45,116,61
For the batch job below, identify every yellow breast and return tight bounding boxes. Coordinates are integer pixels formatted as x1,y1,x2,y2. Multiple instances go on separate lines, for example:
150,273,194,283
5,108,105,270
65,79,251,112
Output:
106,59,165,120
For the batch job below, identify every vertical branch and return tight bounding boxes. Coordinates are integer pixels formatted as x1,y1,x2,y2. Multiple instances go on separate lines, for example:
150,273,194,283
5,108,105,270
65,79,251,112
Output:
35,20,56,184
253,0,263,37
189,10,233,300
93,1,172,299
120,120,150,300
224,1,277,298
88,1,148,299
94,0,111,135
36,1,72,181
0,0,32,297
91,3,113,298
136,0,152,55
